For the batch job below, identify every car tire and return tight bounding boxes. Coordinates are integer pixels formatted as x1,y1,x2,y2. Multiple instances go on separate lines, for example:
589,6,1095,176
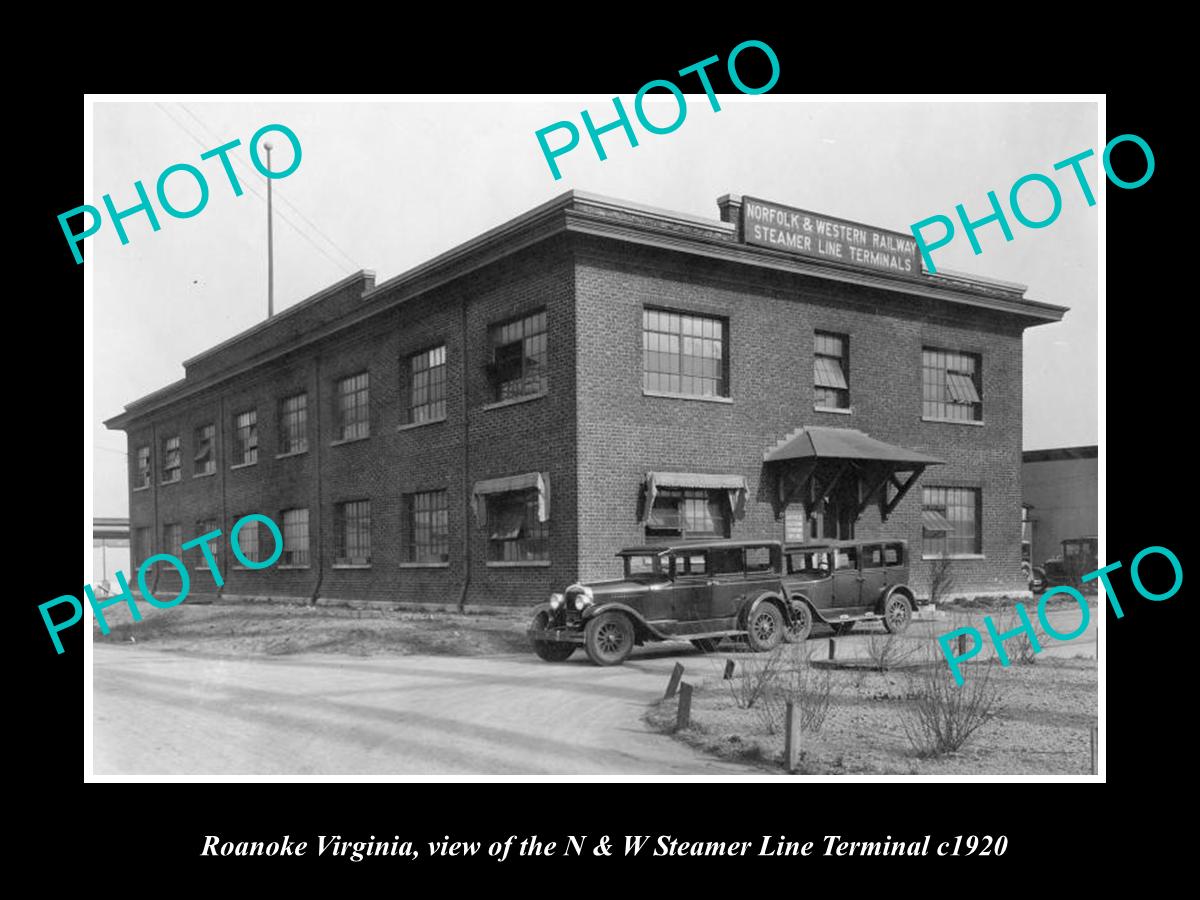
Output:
584,611,635,666
530,610,576,662
831,622,855,636
882,594,913,634
783,602,812,643
691,638,721,653
745,602,784,653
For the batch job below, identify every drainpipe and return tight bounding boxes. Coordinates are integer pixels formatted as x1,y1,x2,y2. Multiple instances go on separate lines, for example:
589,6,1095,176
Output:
309,356,325,606
457,293,471,613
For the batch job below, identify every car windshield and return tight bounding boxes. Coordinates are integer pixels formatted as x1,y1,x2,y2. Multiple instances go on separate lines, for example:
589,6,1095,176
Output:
624,554,664,579
788,551,830,576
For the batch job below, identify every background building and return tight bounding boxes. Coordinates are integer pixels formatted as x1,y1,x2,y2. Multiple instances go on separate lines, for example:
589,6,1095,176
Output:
1022,445,1099,566
92,517,130,596
105,190,1066,608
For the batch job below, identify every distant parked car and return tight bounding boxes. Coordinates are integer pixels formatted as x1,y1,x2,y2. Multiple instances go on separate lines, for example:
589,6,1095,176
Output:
527,540,795,666
780,539,917,640
1031,536,1099,594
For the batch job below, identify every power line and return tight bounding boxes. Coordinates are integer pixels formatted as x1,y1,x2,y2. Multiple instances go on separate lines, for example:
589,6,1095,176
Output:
152,103,354,277
178,103,361,272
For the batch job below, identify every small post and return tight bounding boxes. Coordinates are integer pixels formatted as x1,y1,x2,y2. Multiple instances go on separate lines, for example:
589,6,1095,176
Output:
1090,725,1097,775
784,700,800,772
676,682,693,731
723,659,736,680
828,638,836,661
664,662,685,699
957,633,967,656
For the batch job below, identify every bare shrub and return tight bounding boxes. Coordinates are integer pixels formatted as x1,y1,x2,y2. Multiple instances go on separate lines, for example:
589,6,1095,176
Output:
728,648,785,710
756,643,836,734
900,649,1004,757
991,610,1041,665
928,556,957,607
864,631,919,672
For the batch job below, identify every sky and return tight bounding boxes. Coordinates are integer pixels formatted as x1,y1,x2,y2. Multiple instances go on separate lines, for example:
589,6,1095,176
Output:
91,98,1099,518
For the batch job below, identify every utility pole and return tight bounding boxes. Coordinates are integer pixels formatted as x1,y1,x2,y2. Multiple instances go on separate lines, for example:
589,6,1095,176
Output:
265,141,274,318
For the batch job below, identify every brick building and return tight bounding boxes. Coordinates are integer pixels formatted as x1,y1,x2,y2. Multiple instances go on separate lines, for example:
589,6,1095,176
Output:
105,191,1066,608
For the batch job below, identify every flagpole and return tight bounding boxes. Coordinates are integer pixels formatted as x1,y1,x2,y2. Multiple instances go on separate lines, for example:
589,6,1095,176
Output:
265,141,274,318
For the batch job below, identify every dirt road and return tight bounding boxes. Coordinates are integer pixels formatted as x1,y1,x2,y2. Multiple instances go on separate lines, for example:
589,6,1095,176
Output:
92,644,754,776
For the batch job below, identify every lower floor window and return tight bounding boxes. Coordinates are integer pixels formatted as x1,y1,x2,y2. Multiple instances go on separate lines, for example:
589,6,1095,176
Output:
645,488,729,540
487,489,548,562
334,500,371,566
193,518,219,567
405,490,450,563
281,508,311,567
233,516,261,565
922,486,981,556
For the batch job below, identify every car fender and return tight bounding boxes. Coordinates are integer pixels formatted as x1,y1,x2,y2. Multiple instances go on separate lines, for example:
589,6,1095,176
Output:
879,584,915,614
582,601,669,640
740,592,791,628
787,592,831,625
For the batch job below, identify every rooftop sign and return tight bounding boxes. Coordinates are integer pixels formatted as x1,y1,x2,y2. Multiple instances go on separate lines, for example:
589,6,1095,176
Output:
741,196,920,277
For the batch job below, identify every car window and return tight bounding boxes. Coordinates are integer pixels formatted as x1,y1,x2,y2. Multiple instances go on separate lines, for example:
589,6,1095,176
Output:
834,548,858,570
625,555,661,577
673,553,707,576
863,545,883,568
883,543,904,566
709,548,744,575
788,551,830,575
745,546,773,573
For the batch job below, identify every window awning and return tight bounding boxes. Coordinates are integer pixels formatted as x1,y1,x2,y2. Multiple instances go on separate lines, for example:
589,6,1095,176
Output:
764,426,944,466
642,472,747,524
472,472,550,523
922,509,954,533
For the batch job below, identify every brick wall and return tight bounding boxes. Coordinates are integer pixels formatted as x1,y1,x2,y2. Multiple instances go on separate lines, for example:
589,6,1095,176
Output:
572,237,1028,598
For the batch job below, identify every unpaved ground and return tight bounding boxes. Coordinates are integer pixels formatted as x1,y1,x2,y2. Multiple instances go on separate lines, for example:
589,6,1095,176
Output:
92,601,531,657
645,641,1097,776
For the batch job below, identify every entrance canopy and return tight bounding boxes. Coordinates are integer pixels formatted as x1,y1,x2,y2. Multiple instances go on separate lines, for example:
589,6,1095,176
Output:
642,471,748,523
764,427,943,522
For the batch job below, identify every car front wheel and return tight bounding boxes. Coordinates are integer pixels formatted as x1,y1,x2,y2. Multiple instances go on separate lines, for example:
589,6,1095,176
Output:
584,611,635,666
882,595,913,634
783,602,812,643
530,610,576,662
746,603,784,652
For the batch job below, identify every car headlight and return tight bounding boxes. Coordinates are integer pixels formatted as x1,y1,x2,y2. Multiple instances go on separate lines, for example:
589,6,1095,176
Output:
549,592,564,610
575,586,594,610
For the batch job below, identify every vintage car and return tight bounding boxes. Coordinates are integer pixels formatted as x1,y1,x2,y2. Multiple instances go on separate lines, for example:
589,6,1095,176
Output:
527,540,795,666
779,539,916,640
1030,536,1098,593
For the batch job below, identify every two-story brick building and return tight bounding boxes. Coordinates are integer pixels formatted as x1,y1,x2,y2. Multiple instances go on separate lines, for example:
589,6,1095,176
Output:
104,190,1067,608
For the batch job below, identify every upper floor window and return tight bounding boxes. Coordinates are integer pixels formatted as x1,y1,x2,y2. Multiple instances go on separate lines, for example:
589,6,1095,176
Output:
134,446,151,489
334,500,371,566
161,435,181,483
233,410,258,465
335,372,370,441
922,348,982,422
404,345,447,424
922,486,982,557
643,308,727,398
278,393,308,455
193,423,215,476
814,331,849,409
487,310,547,402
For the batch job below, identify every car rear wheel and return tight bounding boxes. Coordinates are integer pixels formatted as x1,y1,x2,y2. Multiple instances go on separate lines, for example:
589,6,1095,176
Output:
882,595,913,634
746,603,784,652
530,610,576,662
691,638,721,653
783,602,812,643
585,611,635,666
